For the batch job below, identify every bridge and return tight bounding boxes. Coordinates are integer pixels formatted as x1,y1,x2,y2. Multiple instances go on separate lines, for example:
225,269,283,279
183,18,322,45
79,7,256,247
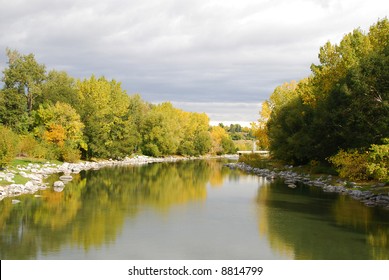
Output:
237,150,269,156
236,140,269,156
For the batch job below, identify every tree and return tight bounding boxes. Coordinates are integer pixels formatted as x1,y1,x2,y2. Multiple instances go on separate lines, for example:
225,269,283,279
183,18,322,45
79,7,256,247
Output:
141,102,184,156
35,70,79,109
76,76,138,158
255,101,271,149
34,102,86,161
0,88,29,133
178,112,211,156
127,94,151,154
2,49,46,114
263,19,389,164
210,126,236,155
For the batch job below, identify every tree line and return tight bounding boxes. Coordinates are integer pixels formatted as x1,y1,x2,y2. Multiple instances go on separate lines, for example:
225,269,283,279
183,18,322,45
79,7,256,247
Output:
0,49,236,166
256,19,388,181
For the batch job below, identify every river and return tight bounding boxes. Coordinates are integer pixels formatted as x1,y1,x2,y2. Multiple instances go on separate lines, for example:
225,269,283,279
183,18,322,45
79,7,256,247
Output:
0,159,388,259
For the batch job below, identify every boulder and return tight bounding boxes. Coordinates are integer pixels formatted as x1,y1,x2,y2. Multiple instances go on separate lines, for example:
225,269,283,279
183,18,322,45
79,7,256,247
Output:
54,181,65,188
59,175,73,181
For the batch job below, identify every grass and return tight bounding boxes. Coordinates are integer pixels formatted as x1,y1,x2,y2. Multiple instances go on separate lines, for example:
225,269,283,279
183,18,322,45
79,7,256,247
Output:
0,157,63,186
11,157,62,167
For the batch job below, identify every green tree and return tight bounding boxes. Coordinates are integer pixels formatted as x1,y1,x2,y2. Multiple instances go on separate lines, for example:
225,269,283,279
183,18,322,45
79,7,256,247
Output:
127,94,152,154
264,19,389,164
178,112,211,156
0,88,29,133
2,49,46,114
76,76,136,158
141,102,184,156
34,102,86,161
35,70,79,109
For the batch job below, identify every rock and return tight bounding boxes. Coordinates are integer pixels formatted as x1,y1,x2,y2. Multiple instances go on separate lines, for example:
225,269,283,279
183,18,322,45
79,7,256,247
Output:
54,181,65,188
379,195,389,202
71,167,81,173
364,201,376,207
59,175,73,181
313,181,325,187
25,181,34,188
54,186,64,192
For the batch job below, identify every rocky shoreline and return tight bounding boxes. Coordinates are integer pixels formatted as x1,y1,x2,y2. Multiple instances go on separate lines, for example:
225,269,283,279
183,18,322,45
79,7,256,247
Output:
0,155,238,202
226,162,389,210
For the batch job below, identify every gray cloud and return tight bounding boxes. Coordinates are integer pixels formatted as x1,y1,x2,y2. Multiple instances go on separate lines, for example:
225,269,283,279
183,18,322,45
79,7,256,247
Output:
0,0,388,123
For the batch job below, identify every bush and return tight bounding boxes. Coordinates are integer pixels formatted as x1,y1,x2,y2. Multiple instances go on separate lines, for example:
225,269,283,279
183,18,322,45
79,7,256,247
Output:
178,141,196,156
60,144,81,163
367,139,389,182
142,143,161,157
309,160,338,175
328,149,369,181
17,134,39,157
221,137,237,154
0,126,18,167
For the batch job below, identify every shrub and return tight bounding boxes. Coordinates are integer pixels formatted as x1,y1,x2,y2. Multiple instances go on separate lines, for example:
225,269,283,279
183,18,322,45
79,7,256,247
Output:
178,141,196,156
221,137,236,154
59,142,81,162
328,149,369,181
142,143,161,157
367,139,389,182
17,134,39,157
0,126,18,167
309,160,338,175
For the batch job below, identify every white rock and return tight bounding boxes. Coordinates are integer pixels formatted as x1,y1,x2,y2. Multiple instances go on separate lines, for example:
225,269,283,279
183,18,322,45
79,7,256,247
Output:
59,175,73,181
54,186,64,192
25,181,34,188
54,181,65,188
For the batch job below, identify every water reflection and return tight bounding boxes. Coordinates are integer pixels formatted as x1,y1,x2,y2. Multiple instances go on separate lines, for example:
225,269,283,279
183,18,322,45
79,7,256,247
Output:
256,179,389,259
1,159,389,259
0,160,229,259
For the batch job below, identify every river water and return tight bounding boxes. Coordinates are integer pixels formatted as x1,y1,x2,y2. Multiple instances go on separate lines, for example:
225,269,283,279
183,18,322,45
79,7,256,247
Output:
0,159,388,259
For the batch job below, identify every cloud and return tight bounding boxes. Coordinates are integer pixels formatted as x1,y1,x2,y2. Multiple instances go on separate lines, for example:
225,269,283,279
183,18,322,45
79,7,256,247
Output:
0,0,388,122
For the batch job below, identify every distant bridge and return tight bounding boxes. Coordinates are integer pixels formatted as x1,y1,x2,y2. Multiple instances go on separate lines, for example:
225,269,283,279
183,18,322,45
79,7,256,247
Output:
237,150,269,156
236,140,269,156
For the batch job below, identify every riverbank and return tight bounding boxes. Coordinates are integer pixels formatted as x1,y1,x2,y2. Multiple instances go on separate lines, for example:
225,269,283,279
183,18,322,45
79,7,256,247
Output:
226,161,389,209
0,154,238,201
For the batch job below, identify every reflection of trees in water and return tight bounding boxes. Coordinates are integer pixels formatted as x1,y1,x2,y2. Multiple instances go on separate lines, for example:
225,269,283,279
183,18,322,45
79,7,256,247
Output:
0,160,227,259
256,179,295,259
256,180,389,259
208,160,230,187
332,196,389,259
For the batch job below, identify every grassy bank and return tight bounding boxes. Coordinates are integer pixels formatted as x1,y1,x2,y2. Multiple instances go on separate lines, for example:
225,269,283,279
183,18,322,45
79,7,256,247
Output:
0,157,62,186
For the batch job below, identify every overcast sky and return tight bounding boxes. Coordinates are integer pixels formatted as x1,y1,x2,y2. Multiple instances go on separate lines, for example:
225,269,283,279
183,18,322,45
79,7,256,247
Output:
0,0,388,126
